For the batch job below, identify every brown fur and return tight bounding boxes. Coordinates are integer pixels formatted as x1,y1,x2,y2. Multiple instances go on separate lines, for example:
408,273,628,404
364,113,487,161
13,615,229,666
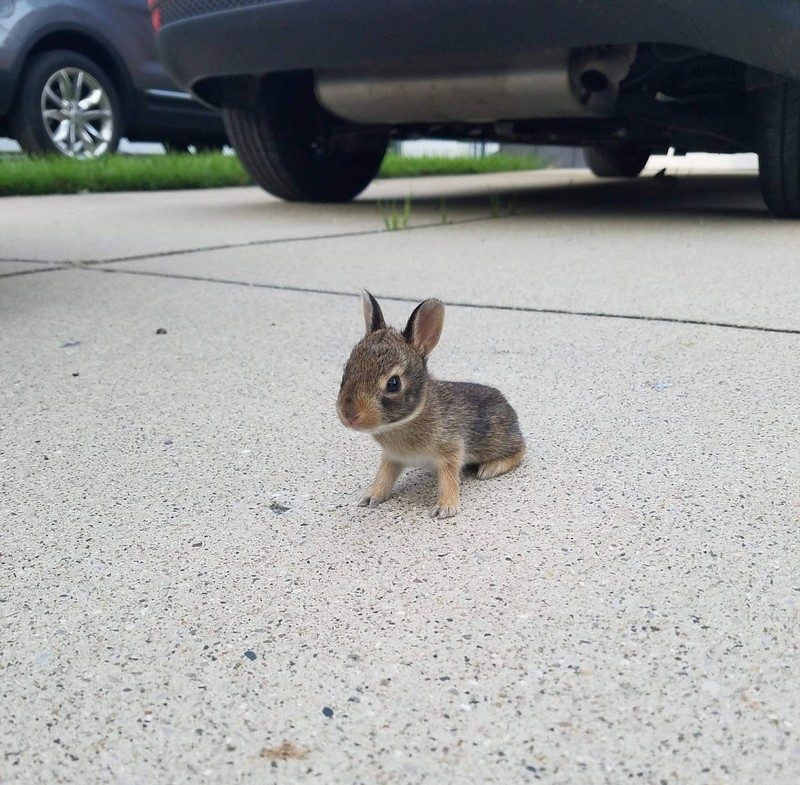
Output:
337,292,525,519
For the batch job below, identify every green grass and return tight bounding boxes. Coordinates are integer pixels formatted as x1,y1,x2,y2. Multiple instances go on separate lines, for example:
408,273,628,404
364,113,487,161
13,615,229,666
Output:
0,150,545,197
378,195,413,230
378,151,544,178
0,152,252,196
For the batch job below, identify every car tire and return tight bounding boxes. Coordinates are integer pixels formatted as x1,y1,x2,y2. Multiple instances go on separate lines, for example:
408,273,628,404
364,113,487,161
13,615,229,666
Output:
222,73,387,202
756,80,800,218
584,144,650,178
10,49,121,159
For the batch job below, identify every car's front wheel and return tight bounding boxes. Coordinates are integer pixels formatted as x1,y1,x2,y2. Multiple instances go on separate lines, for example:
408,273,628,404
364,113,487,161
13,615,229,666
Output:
584,144,650,178
222,73,387,202
10,49,121,159
756,79,800,218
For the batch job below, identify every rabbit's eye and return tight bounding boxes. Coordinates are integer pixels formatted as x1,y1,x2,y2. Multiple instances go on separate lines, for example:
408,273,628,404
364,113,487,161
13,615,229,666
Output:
386,375,401,393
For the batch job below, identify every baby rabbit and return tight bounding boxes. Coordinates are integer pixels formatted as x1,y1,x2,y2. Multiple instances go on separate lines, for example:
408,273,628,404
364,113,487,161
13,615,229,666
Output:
337,291,525,519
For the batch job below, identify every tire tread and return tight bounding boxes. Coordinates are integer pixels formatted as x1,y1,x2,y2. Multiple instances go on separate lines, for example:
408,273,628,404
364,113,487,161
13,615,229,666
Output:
584,145,650,178
757,81,800,217
223,77,386,203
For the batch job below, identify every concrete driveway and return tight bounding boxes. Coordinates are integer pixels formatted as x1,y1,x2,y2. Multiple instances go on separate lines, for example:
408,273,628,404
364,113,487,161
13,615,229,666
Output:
2,170,799,785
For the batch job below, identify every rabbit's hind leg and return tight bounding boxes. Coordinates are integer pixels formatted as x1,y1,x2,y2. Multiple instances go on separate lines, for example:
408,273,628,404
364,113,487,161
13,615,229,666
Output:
477,448,524,480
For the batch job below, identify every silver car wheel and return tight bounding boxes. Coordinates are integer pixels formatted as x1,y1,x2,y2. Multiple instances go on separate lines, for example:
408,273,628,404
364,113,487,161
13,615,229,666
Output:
41,67,114,159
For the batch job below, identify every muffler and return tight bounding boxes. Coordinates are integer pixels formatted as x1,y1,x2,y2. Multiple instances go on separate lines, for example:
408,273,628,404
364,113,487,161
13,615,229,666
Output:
315,45,636,124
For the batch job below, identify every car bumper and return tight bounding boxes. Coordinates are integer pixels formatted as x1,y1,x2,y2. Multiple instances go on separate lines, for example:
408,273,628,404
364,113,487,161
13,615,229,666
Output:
155,0,800,106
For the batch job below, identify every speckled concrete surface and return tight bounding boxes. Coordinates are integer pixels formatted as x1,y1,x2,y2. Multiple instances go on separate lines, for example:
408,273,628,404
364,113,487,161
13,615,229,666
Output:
2,173,799,785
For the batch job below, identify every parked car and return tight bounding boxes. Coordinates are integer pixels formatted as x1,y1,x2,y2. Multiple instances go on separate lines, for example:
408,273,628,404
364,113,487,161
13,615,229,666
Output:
151,0,800,217
0,0,227,159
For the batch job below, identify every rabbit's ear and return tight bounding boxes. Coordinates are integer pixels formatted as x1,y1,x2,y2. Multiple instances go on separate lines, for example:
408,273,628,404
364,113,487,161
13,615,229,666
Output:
403,299,445,358
362,290,386,334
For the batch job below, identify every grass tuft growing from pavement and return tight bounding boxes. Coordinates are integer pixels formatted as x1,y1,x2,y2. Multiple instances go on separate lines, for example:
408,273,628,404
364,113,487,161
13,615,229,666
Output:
0,150,545,196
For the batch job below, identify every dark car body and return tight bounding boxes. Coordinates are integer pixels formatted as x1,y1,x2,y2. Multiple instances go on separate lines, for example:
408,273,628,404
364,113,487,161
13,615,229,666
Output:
157,0,800,97
152,0,800,215
0,0,226,150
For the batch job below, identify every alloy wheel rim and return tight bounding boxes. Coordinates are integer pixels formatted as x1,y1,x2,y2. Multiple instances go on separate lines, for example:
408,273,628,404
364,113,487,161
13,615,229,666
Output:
40,68,114,158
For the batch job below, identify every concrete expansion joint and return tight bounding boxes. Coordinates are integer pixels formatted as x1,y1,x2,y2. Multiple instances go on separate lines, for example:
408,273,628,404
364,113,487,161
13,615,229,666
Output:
88,215,493,268
74,266,800,337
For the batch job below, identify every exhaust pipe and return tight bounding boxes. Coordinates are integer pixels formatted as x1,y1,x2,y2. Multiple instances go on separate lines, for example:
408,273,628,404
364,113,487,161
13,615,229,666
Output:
315,45,636,125
568,45,637,115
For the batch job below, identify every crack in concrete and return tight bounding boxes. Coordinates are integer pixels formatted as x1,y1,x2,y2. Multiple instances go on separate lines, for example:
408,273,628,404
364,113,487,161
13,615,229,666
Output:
0,258,63,265
0,266,66,280
5,250,797,336
0,212,497,272
78,216,491,267
85,265,800,337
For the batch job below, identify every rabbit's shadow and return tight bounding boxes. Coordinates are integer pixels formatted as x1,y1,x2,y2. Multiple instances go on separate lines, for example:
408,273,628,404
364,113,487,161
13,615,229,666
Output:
392,464,493,501
393,468,436,501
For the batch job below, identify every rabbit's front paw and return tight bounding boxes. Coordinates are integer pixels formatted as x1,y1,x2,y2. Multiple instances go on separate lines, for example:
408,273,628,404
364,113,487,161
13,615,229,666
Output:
430,504,459,520
359,493,386,508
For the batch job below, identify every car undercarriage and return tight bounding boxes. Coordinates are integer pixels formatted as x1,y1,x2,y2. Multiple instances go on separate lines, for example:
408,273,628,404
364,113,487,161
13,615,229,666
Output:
153,0,800,215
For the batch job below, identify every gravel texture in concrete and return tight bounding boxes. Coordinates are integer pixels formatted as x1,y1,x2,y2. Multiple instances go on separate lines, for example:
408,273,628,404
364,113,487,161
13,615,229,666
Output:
2,171,799,785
